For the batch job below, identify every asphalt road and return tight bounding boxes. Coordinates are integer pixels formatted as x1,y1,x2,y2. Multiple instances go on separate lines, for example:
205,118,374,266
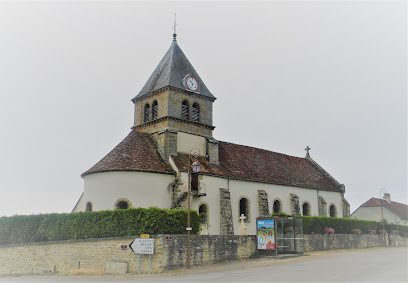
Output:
3,247,407,282
149,247,408,282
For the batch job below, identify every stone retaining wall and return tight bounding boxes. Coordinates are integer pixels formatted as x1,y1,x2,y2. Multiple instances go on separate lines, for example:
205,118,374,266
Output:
0,234,406,276
0,235,256,276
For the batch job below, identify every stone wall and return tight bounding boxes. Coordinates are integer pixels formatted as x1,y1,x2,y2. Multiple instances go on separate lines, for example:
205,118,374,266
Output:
303,234,390,252
219,188,234,235
0,235,256,276
1,234,406,276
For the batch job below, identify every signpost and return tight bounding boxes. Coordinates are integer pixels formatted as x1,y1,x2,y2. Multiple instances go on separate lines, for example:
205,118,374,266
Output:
130,236,154,274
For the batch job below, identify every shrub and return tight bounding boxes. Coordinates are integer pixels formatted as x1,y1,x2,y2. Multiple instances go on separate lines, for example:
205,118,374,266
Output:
298,216,408,235
0,207,200,245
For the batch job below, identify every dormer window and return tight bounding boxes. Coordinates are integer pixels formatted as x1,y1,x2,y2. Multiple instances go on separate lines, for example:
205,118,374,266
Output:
181,100,189,120
152,100,158,120
192,102,200,122
144,103,150,122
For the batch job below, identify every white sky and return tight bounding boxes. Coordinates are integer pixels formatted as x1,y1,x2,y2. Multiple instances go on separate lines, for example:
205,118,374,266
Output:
0,1,406,217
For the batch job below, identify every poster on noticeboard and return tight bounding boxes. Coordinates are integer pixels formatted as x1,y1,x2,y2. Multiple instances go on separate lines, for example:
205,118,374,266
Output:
257,219,275,250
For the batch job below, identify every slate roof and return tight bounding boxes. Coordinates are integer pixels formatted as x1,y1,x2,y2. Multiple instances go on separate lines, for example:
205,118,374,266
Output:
172,141,342,192
360,197,408,220
132,39,216,101
81,131,174,177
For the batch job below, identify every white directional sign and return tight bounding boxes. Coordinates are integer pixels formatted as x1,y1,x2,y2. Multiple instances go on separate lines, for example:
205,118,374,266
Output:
130,238,154,254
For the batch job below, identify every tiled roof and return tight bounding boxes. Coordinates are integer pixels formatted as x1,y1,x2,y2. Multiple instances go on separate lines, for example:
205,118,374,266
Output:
82,130,174,177
83,132,342,192
131,39,216,101
172,141,342,192
361,197,408,220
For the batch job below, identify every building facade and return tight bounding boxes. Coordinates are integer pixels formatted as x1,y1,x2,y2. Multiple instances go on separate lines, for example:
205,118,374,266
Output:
73,35,350,235
351,194,408,225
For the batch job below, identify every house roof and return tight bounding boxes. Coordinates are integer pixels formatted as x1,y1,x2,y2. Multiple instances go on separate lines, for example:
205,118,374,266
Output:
131,39,216,101
360,197,408,220
83,130,343,192
81,130,174,177
171,141,342,192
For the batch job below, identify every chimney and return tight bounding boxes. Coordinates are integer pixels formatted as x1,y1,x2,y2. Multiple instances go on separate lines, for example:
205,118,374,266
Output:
383,193,391,204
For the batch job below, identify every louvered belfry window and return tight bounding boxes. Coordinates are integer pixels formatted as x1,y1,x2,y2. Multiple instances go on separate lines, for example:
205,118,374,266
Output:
192,102,200,122
144,103,150,122
152,100,158,120
181,100,189,120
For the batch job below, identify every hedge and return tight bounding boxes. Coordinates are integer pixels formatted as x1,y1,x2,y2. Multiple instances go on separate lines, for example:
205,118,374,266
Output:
298,216,408,236
0,207,200,245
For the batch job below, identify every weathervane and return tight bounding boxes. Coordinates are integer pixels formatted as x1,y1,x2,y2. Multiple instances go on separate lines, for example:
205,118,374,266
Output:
173,13,177,41
305,146,311,158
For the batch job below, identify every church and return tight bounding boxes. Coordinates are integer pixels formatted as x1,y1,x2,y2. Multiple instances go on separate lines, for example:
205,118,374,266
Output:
72,33,350,235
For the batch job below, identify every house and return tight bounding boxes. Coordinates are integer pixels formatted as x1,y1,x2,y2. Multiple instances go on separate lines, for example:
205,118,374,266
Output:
351,193,408,225
73,34,350,235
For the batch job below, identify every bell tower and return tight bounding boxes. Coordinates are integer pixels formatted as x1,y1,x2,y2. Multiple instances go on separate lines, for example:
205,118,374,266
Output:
131,35,219,164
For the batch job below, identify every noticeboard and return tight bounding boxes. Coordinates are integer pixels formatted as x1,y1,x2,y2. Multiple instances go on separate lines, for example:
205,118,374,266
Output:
257,218,276,250
129,238,154,254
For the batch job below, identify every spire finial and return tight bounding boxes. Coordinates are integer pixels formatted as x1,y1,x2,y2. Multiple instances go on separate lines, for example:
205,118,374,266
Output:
172,13,177,41
305,146,311,158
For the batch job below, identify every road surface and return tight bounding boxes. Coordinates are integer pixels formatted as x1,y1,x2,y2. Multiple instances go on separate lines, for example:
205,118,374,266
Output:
3,247,407,282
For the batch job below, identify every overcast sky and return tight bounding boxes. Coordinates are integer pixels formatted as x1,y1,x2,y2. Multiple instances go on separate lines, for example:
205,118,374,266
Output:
0,1,406,217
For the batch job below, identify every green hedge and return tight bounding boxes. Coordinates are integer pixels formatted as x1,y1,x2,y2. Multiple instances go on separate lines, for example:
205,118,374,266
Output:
298,216,408,236
0,207,200,245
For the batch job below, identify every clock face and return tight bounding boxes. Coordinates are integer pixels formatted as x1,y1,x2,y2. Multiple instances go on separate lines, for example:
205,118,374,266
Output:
183,74,199,92
187,77,198,91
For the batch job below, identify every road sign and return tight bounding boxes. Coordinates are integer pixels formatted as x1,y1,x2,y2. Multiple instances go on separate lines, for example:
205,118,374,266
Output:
130,238,154,254
140,234,149,238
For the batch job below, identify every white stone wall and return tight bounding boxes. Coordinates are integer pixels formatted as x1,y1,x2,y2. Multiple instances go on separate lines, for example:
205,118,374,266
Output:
351,206,407,225
177,173,345,235
74,171,174,212
75,170,345,235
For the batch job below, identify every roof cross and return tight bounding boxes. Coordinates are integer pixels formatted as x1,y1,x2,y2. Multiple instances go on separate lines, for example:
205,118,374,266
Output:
305,146,311,157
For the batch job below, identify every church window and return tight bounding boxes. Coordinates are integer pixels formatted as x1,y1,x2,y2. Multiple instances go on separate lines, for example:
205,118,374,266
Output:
115,199,131,210
199,203,208,224
239,197,249,222
85,202,92,212
192,102,200,122
273,200,281,213
302,202,310,216
329,204,337,217
152,100,158,120
181,100,189,120
144,103,150,122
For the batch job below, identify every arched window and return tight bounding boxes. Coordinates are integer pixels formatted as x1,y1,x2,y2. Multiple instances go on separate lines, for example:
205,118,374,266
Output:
329,205,337,217
199,204,208,224
85,202,92,212
152,100,158,120
116,200,129,210
192,102,200,122
181,100,189,120
239,197,249,221
144,103,150,122
302,202,310,216
273,200,281,213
